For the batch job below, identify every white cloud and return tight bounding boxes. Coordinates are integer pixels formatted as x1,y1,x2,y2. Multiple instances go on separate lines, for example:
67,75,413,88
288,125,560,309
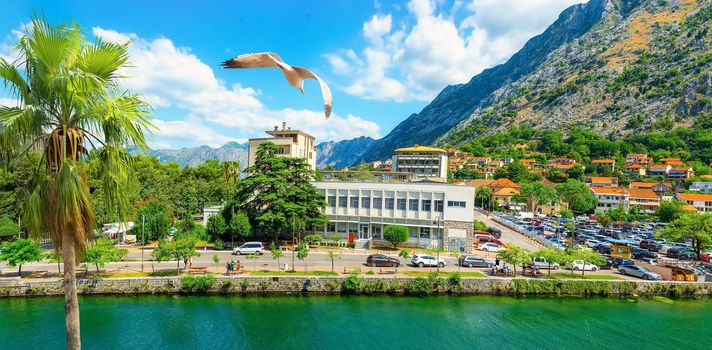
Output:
89,27,380,148
326,0,583,102
0,98,19,107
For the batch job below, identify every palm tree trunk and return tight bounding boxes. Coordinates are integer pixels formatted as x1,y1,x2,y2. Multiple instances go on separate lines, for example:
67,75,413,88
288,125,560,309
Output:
62,233,81,350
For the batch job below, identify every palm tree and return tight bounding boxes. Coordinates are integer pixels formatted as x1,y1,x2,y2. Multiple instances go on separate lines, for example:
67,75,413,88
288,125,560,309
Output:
0,18,152,349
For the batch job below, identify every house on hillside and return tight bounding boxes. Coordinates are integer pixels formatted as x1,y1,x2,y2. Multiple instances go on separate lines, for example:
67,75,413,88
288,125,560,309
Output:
585,176,619,188
690,182,712,193
591,159,615,171
667,167,694,179
675,193,712,212
625,164,647,176
625,153,652,166
629,181,673,197
647,164,671,177
626,188,660,213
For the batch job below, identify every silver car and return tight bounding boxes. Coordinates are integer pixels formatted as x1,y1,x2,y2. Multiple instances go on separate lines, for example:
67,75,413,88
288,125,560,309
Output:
618,265,662,280
232,242,264,255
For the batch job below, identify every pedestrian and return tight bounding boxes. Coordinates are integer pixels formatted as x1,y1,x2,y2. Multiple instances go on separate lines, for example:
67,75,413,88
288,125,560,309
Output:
226,261,231,274
495,257,500,266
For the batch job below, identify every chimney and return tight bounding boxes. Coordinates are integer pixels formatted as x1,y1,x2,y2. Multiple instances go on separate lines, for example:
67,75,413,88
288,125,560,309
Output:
282,121,287,131
274,126,278,131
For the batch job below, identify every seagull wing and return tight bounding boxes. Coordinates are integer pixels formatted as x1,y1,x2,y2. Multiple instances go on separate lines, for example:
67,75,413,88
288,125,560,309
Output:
293,66,333,119
221,52,284,68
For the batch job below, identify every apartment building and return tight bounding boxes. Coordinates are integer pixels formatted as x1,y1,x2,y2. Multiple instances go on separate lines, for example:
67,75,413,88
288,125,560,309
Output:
313,181,474,252
690,182,712,193
585,176,619,188
248,122,317,170
591,187,660,213
392,145,448,182
675,193,712,212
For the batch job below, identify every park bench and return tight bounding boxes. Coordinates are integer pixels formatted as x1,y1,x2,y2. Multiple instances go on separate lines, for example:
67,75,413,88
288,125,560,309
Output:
28,270,48,278
187,266,208,274
378,267,398,275
343,267,360,274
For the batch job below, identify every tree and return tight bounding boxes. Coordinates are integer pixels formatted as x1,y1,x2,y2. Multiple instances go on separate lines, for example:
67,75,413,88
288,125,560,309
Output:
82,238,127,273
596,215,611,227
172,235,201,270
399,249,410,271
206,214,227,243
0,216,20,238
556,179,598,214
229,211,252,244
520,182,558,214
270,242,284,270
655,200,686,223
178,216,196,235
497,245,530,275
474,186,494,210
326,251,341,273
297,242,309,272
558,209,574,220
304,234,324,246
151,240,172,272
571,249,607,277
234,142,327,242
658,212,712,258
531,246,566,275
0,238,43,276
383,225,409,249
473,220,488,232
0,19,154,348
134,200,171,244
212,253,220,272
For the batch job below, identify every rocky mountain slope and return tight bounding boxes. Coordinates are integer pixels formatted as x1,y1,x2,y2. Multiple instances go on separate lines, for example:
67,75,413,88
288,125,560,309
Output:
326,0,710,166
316,136,375,168
136,142,249,168
441,0,711,147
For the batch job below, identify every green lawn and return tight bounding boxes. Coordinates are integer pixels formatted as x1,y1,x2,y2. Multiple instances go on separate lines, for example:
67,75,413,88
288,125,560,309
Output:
249,270,338,277
97,271,181,278
546,273,622,280
403,271,486,278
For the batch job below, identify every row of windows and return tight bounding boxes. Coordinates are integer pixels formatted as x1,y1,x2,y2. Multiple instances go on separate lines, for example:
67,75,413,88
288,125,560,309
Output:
327,196,446,212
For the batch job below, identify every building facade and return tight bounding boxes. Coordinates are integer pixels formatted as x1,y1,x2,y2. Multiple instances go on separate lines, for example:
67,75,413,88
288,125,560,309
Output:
391,146,448,182
248,122,317,170
313,181,474,252
675,193,712,212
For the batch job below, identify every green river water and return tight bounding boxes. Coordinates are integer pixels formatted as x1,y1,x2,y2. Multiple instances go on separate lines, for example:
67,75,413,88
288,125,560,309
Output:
1,295,709,349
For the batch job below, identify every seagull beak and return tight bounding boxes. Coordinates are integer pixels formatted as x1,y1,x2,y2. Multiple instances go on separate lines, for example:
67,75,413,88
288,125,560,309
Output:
299,87,304,95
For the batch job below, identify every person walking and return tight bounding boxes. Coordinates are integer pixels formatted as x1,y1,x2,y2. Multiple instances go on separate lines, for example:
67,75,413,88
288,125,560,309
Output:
495,257,500,266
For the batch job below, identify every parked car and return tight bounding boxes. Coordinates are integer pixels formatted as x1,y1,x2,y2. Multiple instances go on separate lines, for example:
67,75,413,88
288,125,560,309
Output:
666,247,688,259
640,258,658,265
631,248,656,260
366,254,400,267
479,242,504,252
459,255,494,268
678,251,699,260
639,240,661,252
701,253,711,263
570,260,599,271
618,265,663,280
487,227,502,238
232,242,264,255
585,239,602,248
611,258,635,268
529,256,560,270
411,254,446,268
594,244,611,254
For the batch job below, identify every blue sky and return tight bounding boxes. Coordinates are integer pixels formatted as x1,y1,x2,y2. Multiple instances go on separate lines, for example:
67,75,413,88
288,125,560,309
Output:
0,0,582,149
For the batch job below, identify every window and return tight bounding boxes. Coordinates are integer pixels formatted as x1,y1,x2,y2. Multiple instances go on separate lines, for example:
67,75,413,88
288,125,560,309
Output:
385,198,395,210
419,227,430,238
421,200,431,211
338,196,347,208
397,198,407,210
361,197,370,208
327,196,336,207
435,200,443,212
373,197,382,209
350,197,359,208
409,199,419,211
327,223,336,232
447,201,466,208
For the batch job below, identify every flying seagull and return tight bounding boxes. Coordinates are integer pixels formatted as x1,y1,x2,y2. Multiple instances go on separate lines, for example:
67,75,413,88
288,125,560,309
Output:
222,52,332,118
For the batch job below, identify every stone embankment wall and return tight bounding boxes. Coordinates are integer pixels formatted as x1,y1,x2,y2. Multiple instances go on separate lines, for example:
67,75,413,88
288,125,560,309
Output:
1,276,711,297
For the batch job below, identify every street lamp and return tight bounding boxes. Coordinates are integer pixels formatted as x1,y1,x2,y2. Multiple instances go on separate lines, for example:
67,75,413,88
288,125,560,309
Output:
231,206,235,250
141,214,145,273
435,216,442,274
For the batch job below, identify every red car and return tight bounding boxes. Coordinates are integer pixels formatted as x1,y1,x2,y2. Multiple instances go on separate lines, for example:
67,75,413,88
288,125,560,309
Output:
700,253,711,263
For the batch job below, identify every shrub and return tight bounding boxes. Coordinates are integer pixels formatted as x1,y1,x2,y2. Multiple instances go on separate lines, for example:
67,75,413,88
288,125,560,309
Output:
362,280,387,294
448,272,462,289
241,278,250,291
405,277,433,295
365,270,375,275
180,274,215,293
342,272,363,293
383,225,409,249
303,234,323,244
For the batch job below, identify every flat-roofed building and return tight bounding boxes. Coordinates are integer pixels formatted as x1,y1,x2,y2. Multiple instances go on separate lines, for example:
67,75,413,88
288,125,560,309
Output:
248,122,317,170
313,181,474,252
392,145,448,182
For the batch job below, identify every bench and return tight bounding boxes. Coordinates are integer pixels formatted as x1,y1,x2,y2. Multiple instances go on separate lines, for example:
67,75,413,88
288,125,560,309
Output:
187,266,208,274
378,267,398,275
343,267,360,274
28,270,48,278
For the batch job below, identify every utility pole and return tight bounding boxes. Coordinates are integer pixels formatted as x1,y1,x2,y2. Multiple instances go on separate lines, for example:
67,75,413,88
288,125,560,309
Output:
291,216,295,272
231,206,235,250
436,216,442,274
141,215,145,273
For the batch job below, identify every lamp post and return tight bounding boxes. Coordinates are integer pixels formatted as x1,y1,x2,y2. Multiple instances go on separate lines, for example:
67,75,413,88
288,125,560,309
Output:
230,206,235,250
436,216,442,274
141,215,145,273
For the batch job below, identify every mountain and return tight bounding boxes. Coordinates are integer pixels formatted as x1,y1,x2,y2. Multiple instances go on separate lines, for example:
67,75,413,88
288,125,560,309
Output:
316,136,375,168
137,142,249,167
348,0,711,162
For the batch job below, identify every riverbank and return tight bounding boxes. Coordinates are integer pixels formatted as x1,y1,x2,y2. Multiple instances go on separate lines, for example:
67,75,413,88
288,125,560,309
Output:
1,275,710,297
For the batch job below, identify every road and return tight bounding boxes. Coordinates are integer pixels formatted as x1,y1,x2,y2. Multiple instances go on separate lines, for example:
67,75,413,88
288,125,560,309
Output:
473,210,544,251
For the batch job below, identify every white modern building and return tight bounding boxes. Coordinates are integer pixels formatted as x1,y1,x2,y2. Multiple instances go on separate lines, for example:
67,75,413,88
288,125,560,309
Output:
391,146,448,182
202,205,223,227
248,122,317,170
690,182,712,193
312,181,474,252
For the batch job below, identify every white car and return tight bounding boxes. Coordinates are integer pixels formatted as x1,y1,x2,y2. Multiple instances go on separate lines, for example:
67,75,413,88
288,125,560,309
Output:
479,242,504,252
411,254,447,268
570,260,599,271
232,242,264,255
585,239,602,248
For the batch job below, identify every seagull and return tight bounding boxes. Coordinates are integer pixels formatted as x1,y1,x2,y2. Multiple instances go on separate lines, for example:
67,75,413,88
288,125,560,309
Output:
222,52,332,118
